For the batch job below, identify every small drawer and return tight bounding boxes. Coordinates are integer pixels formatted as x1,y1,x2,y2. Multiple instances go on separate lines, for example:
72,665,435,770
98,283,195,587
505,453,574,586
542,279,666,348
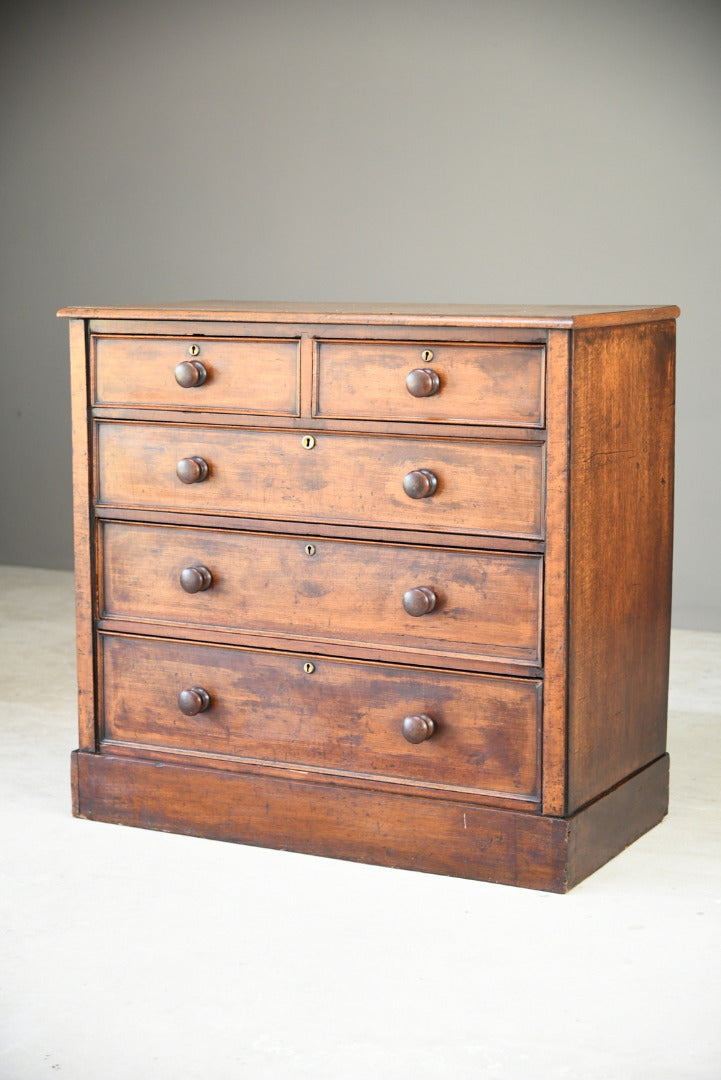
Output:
313,340,545,427
93,334,300,415
100,522,543,667
100,634,542,802
96,421,545,540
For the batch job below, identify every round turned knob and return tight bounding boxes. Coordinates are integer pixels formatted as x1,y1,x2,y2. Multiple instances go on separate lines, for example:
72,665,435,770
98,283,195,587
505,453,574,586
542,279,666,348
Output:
174,359,207,388
176,456,209,484
406,367,440,398
403,469,438,499
403,585,437,616
178,686,211,716
179,565,213,593
402,714,436,744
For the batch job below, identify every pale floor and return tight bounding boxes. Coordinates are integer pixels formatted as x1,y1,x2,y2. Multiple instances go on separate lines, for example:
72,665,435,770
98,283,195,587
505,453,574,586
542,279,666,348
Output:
1,565,720,1080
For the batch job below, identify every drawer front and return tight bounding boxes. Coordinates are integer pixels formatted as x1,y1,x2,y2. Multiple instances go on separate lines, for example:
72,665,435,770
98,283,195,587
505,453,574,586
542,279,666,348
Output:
101,523,543,666
100,634,542,801
314,340,545,426
93,335,300,415
96,422,545,540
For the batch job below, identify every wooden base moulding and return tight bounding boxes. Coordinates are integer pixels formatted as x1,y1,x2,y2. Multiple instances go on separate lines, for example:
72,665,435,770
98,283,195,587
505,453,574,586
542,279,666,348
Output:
71,751,669,894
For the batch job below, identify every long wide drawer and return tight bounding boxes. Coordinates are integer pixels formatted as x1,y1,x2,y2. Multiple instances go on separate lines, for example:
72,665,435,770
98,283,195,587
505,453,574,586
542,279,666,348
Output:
93,334,300,415
99,634,542,802
96,421,545,540
100,522,543,667
314,340,545,427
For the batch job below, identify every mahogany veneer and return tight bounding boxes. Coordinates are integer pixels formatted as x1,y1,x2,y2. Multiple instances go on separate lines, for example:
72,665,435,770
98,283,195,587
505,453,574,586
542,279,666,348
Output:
59,302,678,891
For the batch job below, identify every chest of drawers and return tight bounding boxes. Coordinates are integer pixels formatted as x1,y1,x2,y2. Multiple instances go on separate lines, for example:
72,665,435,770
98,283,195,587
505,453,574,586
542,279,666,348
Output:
58,302,678,891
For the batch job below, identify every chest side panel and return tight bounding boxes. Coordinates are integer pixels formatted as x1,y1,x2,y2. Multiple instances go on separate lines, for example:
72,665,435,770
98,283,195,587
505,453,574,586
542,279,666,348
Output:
567,320,675,811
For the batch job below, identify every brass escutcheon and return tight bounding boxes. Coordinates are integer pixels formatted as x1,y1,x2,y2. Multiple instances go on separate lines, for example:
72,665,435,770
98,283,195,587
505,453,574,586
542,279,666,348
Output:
305,544,316,556
302,435,316,449
188,343,201,357
303,662,315,674
421,348,434,362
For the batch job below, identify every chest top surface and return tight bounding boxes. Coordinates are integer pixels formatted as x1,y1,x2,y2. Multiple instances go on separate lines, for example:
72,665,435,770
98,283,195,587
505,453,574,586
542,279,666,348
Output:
57,301,680,328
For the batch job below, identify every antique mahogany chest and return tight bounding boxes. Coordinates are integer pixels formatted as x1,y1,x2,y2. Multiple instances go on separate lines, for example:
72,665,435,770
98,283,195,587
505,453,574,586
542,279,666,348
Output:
58,302,678,891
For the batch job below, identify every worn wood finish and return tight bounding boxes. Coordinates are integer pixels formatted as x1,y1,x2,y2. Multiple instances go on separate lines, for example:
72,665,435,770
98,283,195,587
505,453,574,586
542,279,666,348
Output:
313,340,545,426
93,334,300,415
566,320,676,811
99,521,543,666
72,749,566,889
96,421,545,539
60,302,678,890
71,749,670,892
99,634,542,801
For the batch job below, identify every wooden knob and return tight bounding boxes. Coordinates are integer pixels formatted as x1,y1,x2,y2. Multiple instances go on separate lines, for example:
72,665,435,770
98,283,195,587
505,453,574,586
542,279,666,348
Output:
402,714,436,743
176,456,209,484
403,469,438,499
178,686,211,716
403,585,437,616
180,565,213,593
174,359,207,388
406,367,440,397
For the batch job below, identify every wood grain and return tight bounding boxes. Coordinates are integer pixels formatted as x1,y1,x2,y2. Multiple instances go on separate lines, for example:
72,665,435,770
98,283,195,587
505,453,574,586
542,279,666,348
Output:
94,505,545,554
566,755,669,887
314,340,545,426
100,633,542,801
72,749,569,890
71,749,669,891
59,302,680,329
96,421,545,539
86,318,548,346
93,333,300,415
100,522,543,666
567,320,675,811
541,329,571,814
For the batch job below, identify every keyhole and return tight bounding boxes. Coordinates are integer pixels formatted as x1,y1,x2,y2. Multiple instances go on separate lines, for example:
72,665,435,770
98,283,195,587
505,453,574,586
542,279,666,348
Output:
188,343,201,357
305,544,316,556
421,348,434,362
302,435,316,449
303,662,315,674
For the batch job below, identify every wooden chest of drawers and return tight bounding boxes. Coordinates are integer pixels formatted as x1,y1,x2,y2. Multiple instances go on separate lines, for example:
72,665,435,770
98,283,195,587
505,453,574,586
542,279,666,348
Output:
59,302,678,891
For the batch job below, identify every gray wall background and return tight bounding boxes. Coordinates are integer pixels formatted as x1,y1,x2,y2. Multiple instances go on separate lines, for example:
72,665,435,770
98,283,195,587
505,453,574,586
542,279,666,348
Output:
1,0,719,628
